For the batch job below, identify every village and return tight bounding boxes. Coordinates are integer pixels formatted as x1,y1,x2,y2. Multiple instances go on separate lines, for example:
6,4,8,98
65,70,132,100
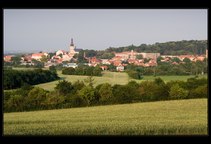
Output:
4,38,208,72
3,9,208,136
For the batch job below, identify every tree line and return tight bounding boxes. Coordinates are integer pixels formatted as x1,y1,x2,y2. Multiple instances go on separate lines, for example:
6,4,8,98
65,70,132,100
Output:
3,69,59,90
62,65,102,76
4,76,207,112
125,57,207,78
73,40,207,62
106,40,207,55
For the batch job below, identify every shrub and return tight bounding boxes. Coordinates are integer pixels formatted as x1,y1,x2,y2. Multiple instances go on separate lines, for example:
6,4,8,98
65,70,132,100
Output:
112,84,134,104
72,80,86,93
62,67,75,75
55,80,74,96
189,84,207,98
153,78,169,100
169,84,188,100
98,83,113,104
4,95,25,112
62,66,102,76
137,79,169,102
126,81,140,102
78,86,98,105
69,95,88,108
127,70,143,80
138,81,155,102
44,92,65,109
26,87,48,110
185,77,207,90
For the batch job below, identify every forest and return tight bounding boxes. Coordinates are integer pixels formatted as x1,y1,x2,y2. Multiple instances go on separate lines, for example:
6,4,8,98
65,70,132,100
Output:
74,40,207,60
105,40,207,55
3,69,59,90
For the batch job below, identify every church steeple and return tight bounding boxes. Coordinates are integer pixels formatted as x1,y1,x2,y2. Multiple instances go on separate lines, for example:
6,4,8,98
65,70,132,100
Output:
70,38,74,46
69,38,76,54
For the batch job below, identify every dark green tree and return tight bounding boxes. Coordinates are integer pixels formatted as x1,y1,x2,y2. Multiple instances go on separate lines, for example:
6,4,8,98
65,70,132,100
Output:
98,83,113,104
11,56,22,66
55,80,74,96
78,86,97,105
26,87,48,110
84,76,95,88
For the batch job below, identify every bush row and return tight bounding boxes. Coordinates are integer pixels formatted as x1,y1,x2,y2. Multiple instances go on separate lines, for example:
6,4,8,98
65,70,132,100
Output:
3,77,207,112
62,65,102,76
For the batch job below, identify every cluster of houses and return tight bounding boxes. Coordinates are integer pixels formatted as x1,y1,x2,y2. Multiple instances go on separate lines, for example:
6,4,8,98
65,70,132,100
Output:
4,39,208,72
4,38,82,67
160,54,206,64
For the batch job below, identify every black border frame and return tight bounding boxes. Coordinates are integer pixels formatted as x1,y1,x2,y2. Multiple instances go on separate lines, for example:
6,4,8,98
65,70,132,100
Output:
0,0,209,144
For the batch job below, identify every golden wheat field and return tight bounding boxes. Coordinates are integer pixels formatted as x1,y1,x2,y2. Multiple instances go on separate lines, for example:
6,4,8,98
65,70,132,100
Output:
4,98,207,135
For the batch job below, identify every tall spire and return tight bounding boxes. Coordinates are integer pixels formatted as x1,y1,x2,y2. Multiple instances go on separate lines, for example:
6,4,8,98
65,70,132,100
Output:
70,38,74,46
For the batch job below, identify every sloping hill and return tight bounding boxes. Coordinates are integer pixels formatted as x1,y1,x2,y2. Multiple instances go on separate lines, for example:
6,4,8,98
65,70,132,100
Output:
4,98,207,135
35,71,130,91
35,71,207,91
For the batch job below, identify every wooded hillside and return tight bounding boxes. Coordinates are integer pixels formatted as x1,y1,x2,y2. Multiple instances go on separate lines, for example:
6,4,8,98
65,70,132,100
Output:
105,40,207,55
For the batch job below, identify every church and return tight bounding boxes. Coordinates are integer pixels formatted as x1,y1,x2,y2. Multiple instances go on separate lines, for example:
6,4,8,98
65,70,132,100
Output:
69,38,83,55
55,38,83,62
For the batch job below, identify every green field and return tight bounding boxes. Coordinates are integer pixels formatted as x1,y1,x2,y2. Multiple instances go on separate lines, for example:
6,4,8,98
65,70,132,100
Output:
35,71,130,91
12,67,49,70
35,70,207,91
7,67,207,91
142,75,207,81
4,98,207,135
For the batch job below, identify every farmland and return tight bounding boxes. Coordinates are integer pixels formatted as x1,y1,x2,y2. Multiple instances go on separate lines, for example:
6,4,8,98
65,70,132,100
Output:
5,67,207,91
35,71,130,91
36,70,207,91
4,98,207,135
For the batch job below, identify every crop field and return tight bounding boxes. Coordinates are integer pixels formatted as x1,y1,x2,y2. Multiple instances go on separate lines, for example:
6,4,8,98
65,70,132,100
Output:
4,98,207,135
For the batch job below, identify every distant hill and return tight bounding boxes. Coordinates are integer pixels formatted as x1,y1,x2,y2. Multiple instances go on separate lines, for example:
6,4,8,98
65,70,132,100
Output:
105,40,207,55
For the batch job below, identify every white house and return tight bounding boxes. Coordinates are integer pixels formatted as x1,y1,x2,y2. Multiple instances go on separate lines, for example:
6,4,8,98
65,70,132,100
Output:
56,50,67,56
31,53,48,60
116,64,124,71
63,63,78,68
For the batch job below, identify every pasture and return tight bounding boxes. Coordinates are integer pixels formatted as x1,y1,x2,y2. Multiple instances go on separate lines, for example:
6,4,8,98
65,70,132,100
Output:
142,75,207,81
36,70,207,91
8,67,207,91
35,71,130,91
4,98,207,135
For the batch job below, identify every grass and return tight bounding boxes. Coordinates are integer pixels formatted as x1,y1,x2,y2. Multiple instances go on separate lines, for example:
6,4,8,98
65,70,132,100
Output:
35,71,130,91
35,70,207,91
137,75,207,82
8,67,207,91
12,67,48,70
4,98,207,135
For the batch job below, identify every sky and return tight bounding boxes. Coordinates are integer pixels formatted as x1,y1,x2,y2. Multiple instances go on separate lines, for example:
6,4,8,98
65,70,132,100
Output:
4,9,207,53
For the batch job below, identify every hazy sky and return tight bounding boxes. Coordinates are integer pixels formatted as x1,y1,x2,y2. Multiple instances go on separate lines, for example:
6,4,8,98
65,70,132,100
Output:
4,9,207,53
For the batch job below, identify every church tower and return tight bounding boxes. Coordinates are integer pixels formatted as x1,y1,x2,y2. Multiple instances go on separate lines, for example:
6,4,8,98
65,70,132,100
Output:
69,38,76,54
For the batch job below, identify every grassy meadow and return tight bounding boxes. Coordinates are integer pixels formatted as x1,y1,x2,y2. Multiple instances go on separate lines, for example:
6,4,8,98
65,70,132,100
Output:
36,70,207,91
8,67,207,91
4,98,208,135
35,71,130,91
12,67,49,71
141,75,207,81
